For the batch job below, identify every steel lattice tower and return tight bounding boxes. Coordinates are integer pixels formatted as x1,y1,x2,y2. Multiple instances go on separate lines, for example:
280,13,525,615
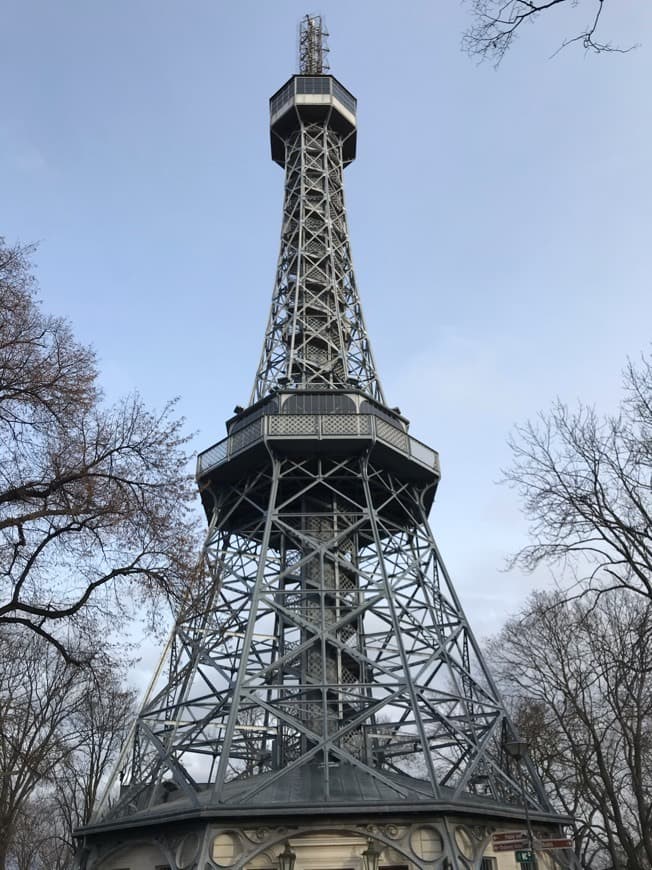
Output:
76,16,572,870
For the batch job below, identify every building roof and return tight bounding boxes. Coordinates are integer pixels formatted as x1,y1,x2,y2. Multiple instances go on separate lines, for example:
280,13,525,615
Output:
78,762,570,836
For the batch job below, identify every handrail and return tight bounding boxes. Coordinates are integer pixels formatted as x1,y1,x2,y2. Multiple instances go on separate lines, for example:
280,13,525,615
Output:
197,414,439,479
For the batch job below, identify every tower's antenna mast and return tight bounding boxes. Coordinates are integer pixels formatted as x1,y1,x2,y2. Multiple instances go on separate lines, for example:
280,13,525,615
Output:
298,14,329,74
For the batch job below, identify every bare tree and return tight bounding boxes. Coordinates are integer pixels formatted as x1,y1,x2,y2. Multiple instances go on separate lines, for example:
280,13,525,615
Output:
0,628,87,869
50,669,136,864
462,0,638,66
0,238,201,660
503,354,652,603
1,626,135,870
490,590,652,869
7,793,69,870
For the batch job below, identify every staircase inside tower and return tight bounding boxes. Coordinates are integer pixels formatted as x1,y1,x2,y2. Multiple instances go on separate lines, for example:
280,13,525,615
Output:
271,492,369,767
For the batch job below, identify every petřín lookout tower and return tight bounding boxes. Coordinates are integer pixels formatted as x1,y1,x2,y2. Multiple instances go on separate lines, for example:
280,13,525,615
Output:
76,16,573,870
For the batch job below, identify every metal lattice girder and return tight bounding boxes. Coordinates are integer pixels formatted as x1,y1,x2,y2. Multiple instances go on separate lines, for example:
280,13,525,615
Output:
96,449,551,823
298,15,329,75
252,119,384,404
85,39,565,862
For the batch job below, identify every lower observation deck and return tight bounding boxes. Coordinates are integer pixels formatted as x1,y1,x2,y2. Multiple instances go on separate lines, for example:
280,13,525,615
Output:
197,410,440,485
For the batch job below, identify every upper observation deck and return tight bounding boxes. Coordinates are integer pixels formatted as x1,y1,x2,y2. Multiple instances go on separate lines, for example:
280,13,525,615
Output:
196,389,440,517
270,75,357,166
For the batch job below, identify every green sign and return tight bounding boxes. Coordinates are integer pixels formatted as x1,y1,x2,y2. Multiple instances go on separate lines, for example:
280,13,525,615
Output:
515,851,534,863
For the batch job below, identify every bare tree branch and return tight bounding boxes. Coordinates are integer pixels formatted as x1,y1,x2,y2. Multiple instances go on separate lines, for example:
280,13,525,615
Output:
503,353,652,604
0,238,204,660
490,590,652,867
0,626,135,869
462,0,640,66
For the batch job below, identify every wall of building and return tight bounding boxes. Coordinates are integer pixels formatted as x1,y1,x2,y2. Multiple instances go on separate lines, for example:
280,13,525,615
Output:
94,823,563,870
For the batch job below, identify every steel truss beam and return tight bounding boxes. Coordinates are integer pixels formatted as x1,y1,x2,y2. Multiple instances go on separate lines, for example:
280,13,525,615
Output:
251,120,384,404
87,59,562,869
96,451,551,823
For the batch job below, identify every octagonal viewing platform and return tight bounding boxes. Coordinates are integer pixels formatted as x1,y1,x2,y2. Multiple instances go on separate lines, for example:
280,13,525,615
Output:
196,391,440,502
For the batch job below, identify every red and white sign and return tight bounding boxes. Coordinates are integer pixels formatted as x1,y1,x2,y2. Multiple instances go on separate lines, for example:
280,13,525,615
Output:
493,841,528,853
492,833,528,853
492,831,528,843
535,837,573,851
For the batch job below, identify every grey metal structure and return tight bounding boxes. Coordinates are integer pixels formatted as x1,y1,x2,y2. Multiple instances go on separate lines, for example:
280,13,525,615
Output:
298,14,329,75
76,16,572,870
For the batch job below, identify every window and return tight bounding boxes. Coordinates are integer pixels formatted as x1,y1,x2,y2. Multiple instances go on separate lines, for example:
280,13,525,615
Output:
332,80,357,113
480,859,497,870
270,80,295,115
282,392,356,415
296,76,331,95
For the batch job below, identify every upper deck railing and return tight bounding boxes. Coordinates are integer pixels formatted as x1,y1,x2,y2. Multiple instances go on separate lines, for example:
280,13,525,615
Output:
197,412,440,480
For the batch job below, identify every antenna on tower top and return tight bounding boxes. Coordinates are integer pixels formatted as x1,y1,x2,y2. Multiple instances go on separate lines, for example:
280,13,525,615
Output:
298,14,329,74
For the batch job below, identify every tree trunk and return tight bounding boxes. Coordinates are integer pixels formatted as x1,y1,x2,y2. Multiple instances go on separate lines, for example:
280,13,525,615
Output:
0,836,9,870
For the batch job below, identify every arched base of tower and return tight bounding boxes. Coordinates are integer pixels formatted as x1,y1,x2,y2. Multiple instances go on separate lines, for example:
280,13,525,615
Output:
77,813,575,870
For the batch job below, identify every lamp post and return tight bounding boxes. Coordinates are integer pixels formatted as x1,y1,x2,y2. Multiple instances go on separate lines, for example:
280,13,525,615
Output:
506,738,537,868
278,842,296,870
361,839,382,870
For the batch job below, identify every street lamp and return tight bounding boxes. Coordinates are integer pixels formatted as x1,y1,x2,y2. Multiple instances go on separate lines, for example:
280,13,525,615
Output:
505,738,528,761
278,842,296,870
469,773,491,795
361,839,382,870
505,736,537,868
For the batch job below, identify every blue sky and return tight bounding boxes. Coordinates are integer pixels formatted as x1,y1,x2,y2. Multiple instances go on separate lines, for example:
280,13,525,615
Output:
2,1,651,662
